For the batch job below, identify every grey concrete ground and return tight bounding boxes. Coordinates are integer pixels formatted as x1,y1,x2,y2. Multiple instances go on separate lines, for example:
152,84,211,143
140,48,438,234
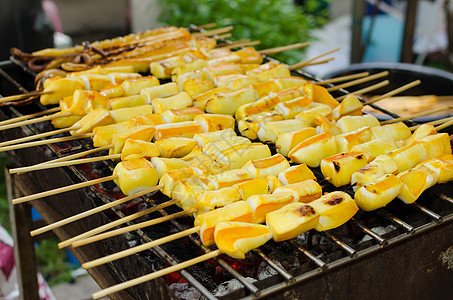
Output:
51,274,100,300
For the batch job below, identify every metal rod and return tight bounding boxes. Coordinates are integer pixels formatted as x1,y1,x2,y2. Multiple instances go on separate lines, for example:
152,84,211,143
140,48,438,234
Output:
432,190,453,205
290,240,327,270
253,248,294,282
351,218,388,246
323,232,357,258
216,257,261,296
378,210,415,234
411,203,442,223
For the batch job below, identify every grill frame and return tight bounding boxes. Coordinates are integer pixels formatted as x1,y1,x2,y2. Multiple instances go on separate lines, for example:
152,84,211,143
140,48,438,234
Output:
1,51,453,300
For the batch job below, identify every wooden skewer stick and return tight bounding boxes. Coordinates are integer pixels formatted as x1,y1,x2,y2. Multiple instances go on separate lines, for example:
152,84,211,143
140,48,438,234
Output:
81,225,200,269
0,125,80,148
258,42,310,56
408,116,453,131
191,25,234,38
0,107,61,126
92,249,222,300
316,72,370,85
191,23,217,30
0,90,52,104
0,132,94,153
37,144,113,166
0,111,71,131
435,118,453,131
326,71,389,92
335,80,390,101
289,47,340,70
9,153,121,174
74,209,197,249
380,106,453,125
29,185,163,237
213,32,233,40
300,57,335,67
217,40,260,50
362,80,422,106
58,199,178,249
12,174,116,205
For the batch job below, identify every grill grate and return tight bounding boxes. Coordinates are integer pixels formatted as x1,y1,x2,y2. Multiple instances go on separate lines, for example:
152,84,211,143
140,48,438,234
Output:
0,51,452,299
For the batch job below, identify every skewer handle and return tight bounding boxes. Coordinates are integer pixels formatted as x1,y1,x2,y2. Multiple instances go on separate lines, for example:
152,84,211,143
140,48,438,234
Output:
335,80,389,101
316,72,370,85
73,209,197,249
363,80,421,106
380,106,453,125
326,71,389,92
192,26,234,38
0,133,94,153
82,226,200,269
29,185,163,237
92,249,222,299
0,126,79,148
37,144,113,166
0,111,71,131
58,199,178,248
289,47,340,70
0,90,51,104
10,153,121,174
12,175,117,204
258,42,310,55
0,107,61,127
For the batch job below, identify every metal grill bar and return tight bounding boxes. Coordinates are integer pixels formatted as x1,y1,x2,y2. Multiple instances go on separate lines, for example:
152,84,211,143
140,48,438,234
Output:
289,240,327,270
253,248,294,282
411,203,442,222
433,190,453,206
351,218,388,246
0,67,29,94
378,210,415,234
323,232,357,258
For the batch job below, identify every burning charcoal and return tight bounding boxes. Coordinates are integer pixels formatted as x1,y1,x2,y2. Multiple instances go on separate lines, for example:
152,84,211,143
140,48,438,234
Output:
169,283,201,300
359,225,396,243
257,261,279,280
213,277,257,297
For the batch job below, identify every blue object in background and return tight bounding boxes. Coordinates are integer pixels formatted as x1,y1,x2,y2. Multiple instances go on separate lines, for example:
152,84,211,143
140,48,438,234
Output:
361,14,404,63
31,207,81,268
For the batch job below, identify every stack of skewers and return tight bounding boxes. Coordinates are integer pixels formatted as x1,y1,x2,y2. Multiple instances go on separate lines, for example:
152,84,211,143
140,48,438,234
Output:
1,24,452,299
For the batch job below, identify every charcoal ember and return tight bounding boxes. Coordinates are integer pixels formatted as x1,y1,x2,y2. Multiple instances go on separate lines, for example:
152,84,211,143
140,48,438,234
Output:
98,179,121,194
213,277,257,297
257,261,279,280
318,235,336,253
169,283,201,300
263,242,300,270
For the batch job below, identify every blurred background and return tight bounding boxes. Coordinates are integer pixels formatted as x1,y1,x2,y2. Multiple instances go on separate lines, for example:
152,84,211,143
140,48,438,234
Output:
0,0,452,298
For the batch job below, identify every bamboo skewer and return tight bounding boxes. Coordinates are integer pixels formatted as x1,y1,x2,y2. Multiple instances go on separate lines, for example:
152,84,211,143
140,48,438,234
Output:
9,153,121,174
213,33,233,40
0,133,94,153
92,249,222,300
335,80,390,101
362,80,422,106
217,40,260,49
408,116,453,131
326,71,389,92
0,112,71,131
58,199,178,249
0,107,61,126
191,26,234,38
12,175,116,204
289,47,340,70
258,42,310,56
29,185,163,237
0,125,80,148
37,144,113,166
81,226,200,269
435,119,453,131
301,57,335,67
380,106,453,125
73,209,197,250
316,72,370,85
0,90,52,104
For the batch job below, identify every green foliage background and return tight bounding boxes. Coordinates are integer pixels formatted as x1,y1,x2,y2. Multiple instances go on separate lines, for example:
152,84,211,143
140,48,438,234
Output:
158,0,329,65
